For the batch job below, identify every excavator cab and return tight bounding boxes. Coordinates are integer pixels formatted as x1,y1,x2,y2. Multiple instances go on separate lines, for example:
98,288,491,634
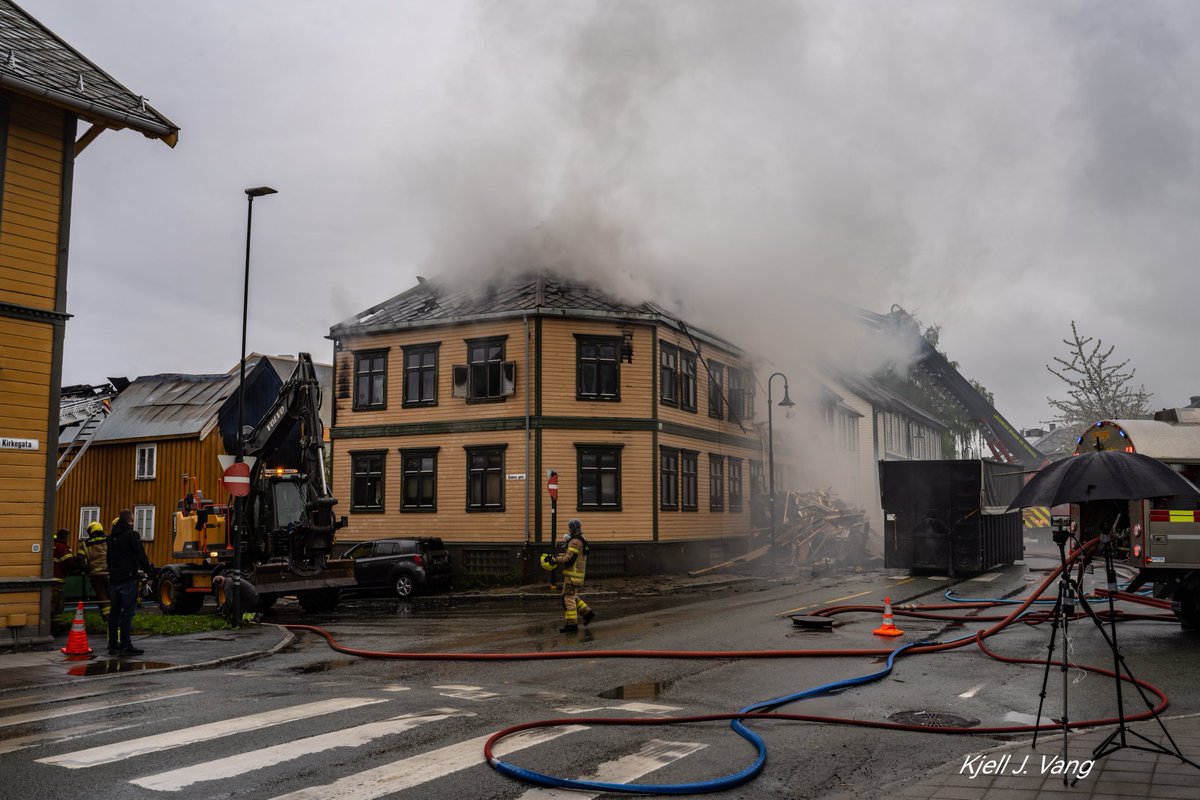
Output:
173,475,229,559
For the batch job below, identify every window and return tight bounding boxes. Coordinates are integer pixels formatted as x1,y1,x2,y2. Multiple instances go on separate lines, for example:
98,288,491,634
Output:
354,350,388,410
454,337,515,402
135,443,156,479
729,368,755,421
577,336,621,400
659,343,678,406
577,444,622,510
466,445,505,510
350,451,386,511
403,344,438,406
401,448,438,511
680,351,697,412
749,459,765,524
728,457,743,511
838,410,859,452
708,361,724,419
78,506,100,537
660,447,679,510
681,451,699,511
709,455,724,511
134,505,155,542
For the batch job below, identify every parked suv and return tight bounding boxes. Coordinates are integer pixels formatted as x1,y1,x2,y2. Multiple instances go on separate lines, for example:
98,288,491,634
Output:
344,538,452,599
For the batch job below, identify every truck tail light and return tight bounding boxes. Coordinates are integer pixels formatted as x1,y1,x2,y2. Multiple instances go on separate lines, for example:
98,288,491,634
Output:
412,555,423,566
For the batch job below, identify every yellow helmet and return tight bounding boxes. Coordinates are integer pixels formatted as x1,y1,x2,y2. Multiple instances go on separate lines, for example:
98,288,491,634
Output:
86,521,104,534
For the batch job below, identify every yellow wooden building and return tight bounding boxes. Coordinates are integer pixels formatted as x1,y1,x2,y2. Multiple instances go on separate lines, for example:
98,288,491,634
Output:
0,2,177,644
328,274,771,579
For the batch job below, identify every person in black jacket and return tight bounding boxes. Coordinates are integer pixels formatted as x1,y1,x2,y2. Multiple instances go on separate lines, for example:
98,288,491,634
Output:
106,509,154,656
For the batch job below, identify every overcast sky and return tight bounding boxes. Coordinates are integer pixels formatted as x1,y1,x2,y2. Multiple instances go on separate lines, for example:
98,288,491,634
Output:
31,0,1200,429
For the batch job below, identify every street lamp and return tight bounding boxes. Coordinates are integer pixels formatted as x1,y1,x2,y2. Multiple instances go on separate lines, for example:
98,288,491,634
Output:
767,372,795,552
234,186,277,625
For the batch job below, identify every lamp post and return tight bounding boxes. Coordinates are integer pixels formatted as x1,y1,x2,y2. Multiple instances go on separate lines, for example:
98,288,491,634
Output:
767,372,795,552
234,186,277,625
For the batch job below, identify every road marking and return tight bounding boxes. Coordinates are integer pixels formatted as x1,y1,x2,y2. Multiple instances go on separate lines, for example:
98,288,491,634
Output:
0,684,125,711
131,708,473,792
557,702,681,715
434,685,500,701
1003,711,1043,725
0,721,145,755
268,725,587,800
382,685,410,693
967,573,1000,583
0,687,200,730
778,589,870,617
38,696,387,769
515,739,707,798
958,684,986,699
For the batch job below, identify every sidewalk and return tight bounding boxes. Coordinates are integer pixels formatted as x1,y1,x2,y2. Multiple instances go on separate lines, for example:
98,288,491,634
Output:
0,623,292,694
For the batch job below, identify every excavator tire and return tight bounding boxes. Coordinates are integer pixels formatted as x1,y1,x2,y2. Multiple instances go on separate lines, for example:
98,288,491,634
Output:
157,568,204,615
298,587,340,613
215,571,260,620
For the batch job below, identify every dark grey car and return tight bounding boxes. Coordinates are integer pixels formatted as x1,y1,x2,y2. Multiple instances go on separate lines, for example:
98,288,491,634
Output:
344,538,452,599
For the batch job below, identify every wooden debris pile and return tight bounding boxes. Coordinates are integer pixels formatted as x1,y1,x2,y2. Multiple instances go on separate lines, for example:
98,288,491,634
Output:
688,489,871,577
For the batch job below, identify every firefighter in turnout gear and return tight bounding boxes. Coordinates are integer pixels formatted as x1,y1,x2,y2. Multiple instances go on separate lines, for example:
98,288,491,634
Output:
542,518,596,633
79,521,111,622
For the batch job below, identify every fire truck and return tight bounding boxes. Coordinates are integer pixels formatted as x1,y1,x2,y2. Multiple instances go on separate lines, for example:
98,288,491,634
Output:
1075,408,1200,627
156,353,355,616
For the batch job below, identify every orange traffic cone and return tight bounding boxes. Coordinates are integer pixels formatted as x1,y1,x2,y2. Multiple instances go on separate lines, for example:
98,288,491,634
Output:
873,596,904,637
60,601,93,655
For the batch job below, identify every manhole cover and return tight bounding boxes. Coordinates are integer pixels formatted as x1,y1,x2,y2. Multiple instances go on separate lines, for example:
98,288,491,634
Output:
888,710,980,728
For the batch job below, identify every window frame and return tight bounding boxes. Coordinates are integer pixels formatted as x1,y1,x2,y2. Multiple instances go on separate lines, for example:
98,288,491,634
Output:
659,343,679,407
402,343,440,407
134,505,155,542
349,450,387,512
709,454,724,511
681,450,699,511
466,336,508,403
660,446,679,511
679,351,697,412
728,457,743,512
575,335,622,402
353,349,389,411
79,506,101,537
708,361,724,419
399,447,438,512
135,443,157,480
465,444,506,511
576,443,623,511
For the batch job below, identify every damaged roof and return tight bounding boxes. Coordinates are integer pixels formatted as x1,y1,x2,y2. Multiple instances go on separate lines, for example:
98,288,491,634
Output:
0,1,178,146
91,371,241,443
331,272,743,354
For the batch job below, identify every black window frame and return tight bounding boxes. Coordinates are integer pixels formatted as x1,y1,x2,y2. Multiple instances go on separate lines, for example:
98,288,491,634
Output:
400,447,438,512
465,444,506,511
708,360,724,419
659,343,678,407
576,443,623,511
465,337,507,403
576,335,622,401
728,456,743,512
402,343,440,407
681,450,699,511
353,350,388,411
350,450,386,512
709,454,724,511
680,351,697,412
660,446,679,511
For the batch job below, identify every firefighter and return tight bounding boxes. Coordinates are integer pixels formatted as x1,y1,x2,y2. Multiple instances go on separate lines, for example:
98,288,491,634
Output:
79,521,111,622
541,518,596,633
51,529,74,634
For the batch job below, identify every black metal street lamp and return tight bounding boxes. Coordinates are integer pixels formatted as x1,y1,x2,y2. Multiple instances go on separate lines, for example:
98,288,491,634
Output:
767,372,795,552
234,186,277,625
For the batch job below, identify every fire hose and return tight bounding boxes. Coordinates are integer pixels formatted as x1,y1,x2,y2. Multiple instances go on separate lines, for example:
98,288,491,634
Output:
282,538,1180,794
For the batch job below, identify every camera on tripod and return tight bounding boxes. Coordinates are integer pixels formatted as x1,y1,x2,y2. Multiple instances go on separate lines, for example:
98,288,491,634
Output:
1051,515,1072,546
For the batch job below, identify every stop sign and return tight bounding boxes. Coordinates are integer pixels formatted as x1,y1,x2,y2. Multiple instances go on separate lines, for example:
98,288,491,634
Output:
222,460,252,497
547,472,558,500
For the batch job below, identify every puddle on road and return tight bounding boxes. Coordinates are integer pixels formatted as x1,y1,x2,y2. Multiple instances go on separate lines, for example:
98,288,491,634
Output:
67,659,174,676
598,681,672,701
289,659,358,674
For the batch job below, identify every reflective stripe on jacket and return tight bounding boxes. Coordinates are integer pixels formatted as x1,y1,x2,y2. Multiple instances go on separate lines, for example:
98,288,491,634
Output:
557,535,587,585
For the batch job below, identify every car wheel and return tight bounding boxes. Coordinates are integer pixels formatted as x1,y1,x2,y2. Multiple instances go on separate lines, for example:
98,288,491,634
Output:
393,573,415,599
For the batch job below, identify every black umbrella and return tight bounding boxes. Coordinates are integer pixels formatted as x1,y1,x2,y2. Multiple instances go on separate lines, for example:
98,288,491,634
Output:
1008,449,1200,510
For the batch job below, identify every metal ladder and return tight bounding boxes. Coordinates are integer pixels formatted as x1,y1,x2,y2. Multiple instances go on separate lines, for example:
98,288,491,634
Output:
56,408,107,489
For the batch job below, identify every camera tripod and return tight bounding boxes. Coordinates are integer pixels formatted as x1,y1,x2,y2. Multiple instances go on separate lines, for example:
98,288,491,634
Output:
1033,524,1198,786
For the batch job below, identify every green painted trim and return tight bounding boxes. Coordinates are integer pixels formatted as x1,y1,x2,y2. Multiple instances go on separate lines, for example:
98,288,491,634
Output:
534,315,543,417
535,426,543,544
658,421,759,450
651,325,659,543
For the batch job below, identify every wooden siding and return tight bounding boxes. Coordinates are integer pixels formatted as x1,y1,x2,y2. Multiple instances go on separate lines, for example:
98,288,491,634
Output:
539,318,654,417
655,328,756,434
55,433,226,567
539,430,651,543
656,432,758,543
0,99,63,310
0,593,40,624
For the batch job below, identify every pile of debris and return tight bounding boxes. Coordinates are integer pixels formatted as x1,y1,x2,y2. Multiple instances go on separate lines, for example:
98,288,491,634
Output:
688,489,871,577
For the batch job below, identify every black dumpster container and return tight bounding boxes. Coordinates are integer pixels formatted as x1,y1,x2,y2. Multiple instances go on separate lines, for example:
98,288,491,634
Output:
879,459,1024,575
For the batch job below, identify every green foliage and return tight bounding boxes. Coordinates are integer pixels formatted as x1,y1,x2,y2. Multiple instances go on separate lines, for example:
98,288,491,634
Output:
69,611,233,635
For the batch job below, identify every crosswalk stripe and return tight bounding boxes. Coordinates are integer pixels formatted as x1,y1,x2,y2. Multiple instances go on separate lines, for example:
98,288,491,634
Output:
557,702,680,715
0,721,145,756
131,707,473,792
0,687,199,730
268,725,588,800
38,696,387,769
0,685,122,712
516,739,707,799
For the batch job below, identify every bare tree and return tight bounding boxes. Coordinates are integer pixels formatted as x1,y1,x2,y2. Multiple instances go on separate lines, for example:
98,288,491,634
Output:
1045,321,1152,425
